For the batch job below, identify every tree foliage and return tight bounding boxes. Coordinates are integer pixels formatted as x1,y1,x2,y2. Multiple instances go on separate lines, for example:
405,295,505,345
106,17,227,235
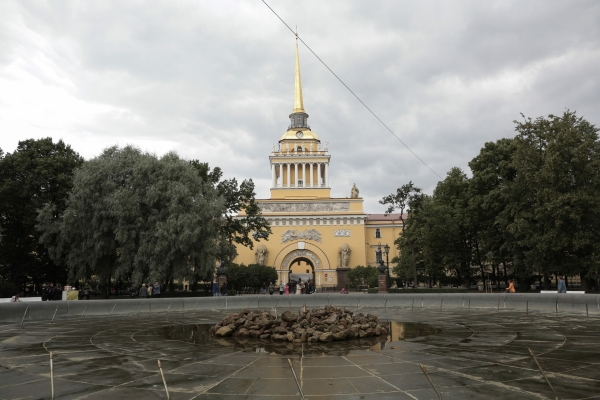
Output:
37,146,225,294
388,111,600,290
189,160,271,266
0,138,83,287
347,265,379,288
225,263,278,292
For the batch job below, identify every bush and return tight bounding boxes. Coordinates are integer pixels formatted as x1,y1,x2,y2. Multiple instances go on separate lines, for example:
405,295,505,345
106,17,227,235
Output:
367,288,379,294
226,289,237,297
348,266,380,288
226,263,277,292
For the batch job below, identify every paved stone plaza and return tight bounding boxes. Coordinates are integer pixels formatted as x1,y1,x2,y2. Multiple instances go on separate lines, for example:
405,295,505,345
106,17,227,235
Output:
1,299,600,399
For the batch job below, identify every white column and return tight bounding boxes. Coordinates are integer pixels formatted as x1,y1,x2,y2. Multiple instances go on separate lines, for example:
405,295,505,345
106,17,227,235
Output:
271,164,276,188
325,163,329,187
278,163,283,187
302,163,306,187
294,163,298,188
286,163,291,188
317,163,322,187
308,163,313,187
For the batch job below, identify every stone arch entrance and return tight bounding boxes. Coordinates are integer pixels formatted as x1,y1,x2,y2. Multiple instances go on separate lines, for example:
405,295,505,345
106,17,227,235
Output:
272,242,331,288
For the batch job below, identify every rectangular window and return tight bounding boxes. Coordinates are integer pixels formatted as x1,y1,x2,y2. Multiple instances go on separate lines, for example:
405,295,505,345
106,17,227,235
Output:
298,180,303,187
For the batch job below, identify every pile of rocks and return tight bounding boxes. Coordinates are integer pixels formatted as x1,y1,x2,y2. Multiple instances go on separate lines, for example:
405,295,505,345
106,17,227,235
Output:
211,306,388,343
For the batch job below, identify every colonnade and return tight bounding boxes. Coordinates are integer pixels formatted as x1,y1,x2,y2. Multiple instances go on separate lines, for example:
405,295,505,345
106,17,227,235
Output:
271,162,329,188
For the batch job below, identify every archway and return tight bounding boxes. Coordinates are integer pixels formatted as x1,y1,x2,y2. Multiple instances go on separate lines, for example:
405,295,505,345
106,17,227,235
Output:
288,256,315,289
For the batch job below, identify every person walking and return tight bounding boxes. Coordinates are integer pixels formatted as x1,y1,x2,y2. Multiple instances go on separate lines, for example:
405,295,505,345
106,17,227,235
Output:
268,282,275,295
129,284,137,298
82,282,91,300
285,283,289,295
557,276,567,293
279,282,284,295
212,282,219,297
139,284,148,298
154,281,161,298
506,280,516,293
10,294,20,302
147,283,154,298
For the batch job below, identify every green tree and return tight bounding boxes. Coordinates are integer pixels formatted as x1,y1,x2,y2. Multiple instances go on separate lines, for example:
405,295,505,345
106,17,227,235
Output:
189,161,272,275
225,263,277,293
510,111,600,289
380,182,422,286
0,138,83,288
347,265,379,288
37,146,224,296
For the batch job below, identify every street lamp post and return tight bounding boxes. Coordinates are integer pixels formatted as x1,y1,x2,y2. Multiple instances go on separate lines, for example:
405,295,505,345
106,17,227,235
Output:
384,244,390,289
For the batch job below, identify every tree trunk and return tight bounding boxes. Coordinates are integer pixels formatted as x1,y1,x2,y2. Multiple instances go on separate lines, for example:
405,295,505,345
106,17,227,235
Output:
410,244,417,288
543,273,550,290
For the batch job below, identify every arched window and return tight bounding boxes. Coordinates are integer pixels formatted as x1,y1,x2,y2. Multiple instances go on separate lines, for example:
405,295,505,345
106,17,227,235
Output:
375,229,381,238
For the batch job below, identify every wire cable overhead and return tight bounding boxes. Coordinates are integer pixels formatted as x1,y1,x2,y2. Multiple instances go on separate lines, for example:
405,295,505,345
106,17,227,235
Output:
261,0,442,179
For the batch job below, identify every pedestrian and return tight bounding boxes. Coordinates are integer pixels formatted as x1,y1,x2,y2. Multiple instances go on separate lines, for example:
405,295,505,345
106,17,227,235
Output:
285,283,289,295
505,280,516,293
212,281,219,297
279,282,284,295
129,284,137,298
557,276,567,293
82,282,91,300
220,283,227,296
296,280,302,295
154,281,161,298
45,283,54,301
268,282,275,295
340,288,346,294
53,284,62,301
139,284,148,298
10,294,20,302
41,284,48,301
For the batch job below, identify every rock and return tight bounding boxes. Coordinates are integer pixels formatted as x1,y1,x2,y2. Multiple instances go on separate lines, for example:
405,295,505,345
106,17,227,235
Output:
324,313,340,324
332,330,348,341
236,327,249,337
249,330,261,338
281,310,298,322
211,306,388,344
319,332,333,342
215,326,233,337
273,326,288,335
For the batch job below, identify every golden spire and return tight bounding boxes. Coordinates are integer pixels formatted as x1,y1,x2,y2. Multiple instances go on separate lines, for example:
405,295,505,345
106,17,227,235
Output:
293,30,305,113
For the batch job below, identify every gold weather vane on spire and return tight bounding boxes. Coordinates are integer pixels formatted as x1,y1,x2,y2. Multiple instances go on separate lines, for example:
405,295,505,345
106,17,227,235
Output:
293,28,305,113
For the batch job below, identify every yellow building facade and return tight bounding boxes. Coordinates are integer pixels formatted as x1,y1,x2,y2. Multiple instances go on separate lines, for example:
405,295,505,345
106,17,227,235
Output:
234,41,402,290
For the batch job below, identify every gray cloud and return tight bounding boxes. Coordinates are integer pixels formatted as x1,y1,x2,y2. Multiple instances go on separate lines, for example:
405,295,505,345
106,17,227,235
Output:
1,0,599,212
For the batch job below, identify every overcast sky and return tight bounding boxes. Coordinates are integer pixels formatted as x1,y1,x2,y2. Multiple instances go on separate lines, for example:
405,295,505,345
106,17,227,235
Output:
1,1,599,212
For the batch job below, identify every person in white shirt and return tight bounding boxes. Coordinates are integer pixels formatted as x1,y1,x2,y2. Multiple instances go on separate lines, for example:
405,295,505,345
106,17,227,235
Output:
10,294,20,302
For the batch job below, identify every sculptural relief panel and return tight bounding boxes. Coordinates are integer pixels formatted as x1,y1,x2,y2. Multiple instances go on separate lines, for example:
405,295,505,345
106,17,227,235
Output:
334,230,351,237
281,229,322,243
259,202,350,213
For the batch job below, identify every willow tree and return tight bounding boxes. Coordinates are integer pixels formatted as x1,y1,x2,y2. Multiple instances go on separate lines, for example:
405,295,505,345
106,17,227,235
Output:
37,146,225,296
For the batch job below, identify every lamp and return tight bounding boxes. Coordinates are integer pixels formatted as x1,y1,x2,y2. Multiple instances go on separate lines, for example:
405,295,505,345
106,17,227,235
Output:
383,244,390,255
